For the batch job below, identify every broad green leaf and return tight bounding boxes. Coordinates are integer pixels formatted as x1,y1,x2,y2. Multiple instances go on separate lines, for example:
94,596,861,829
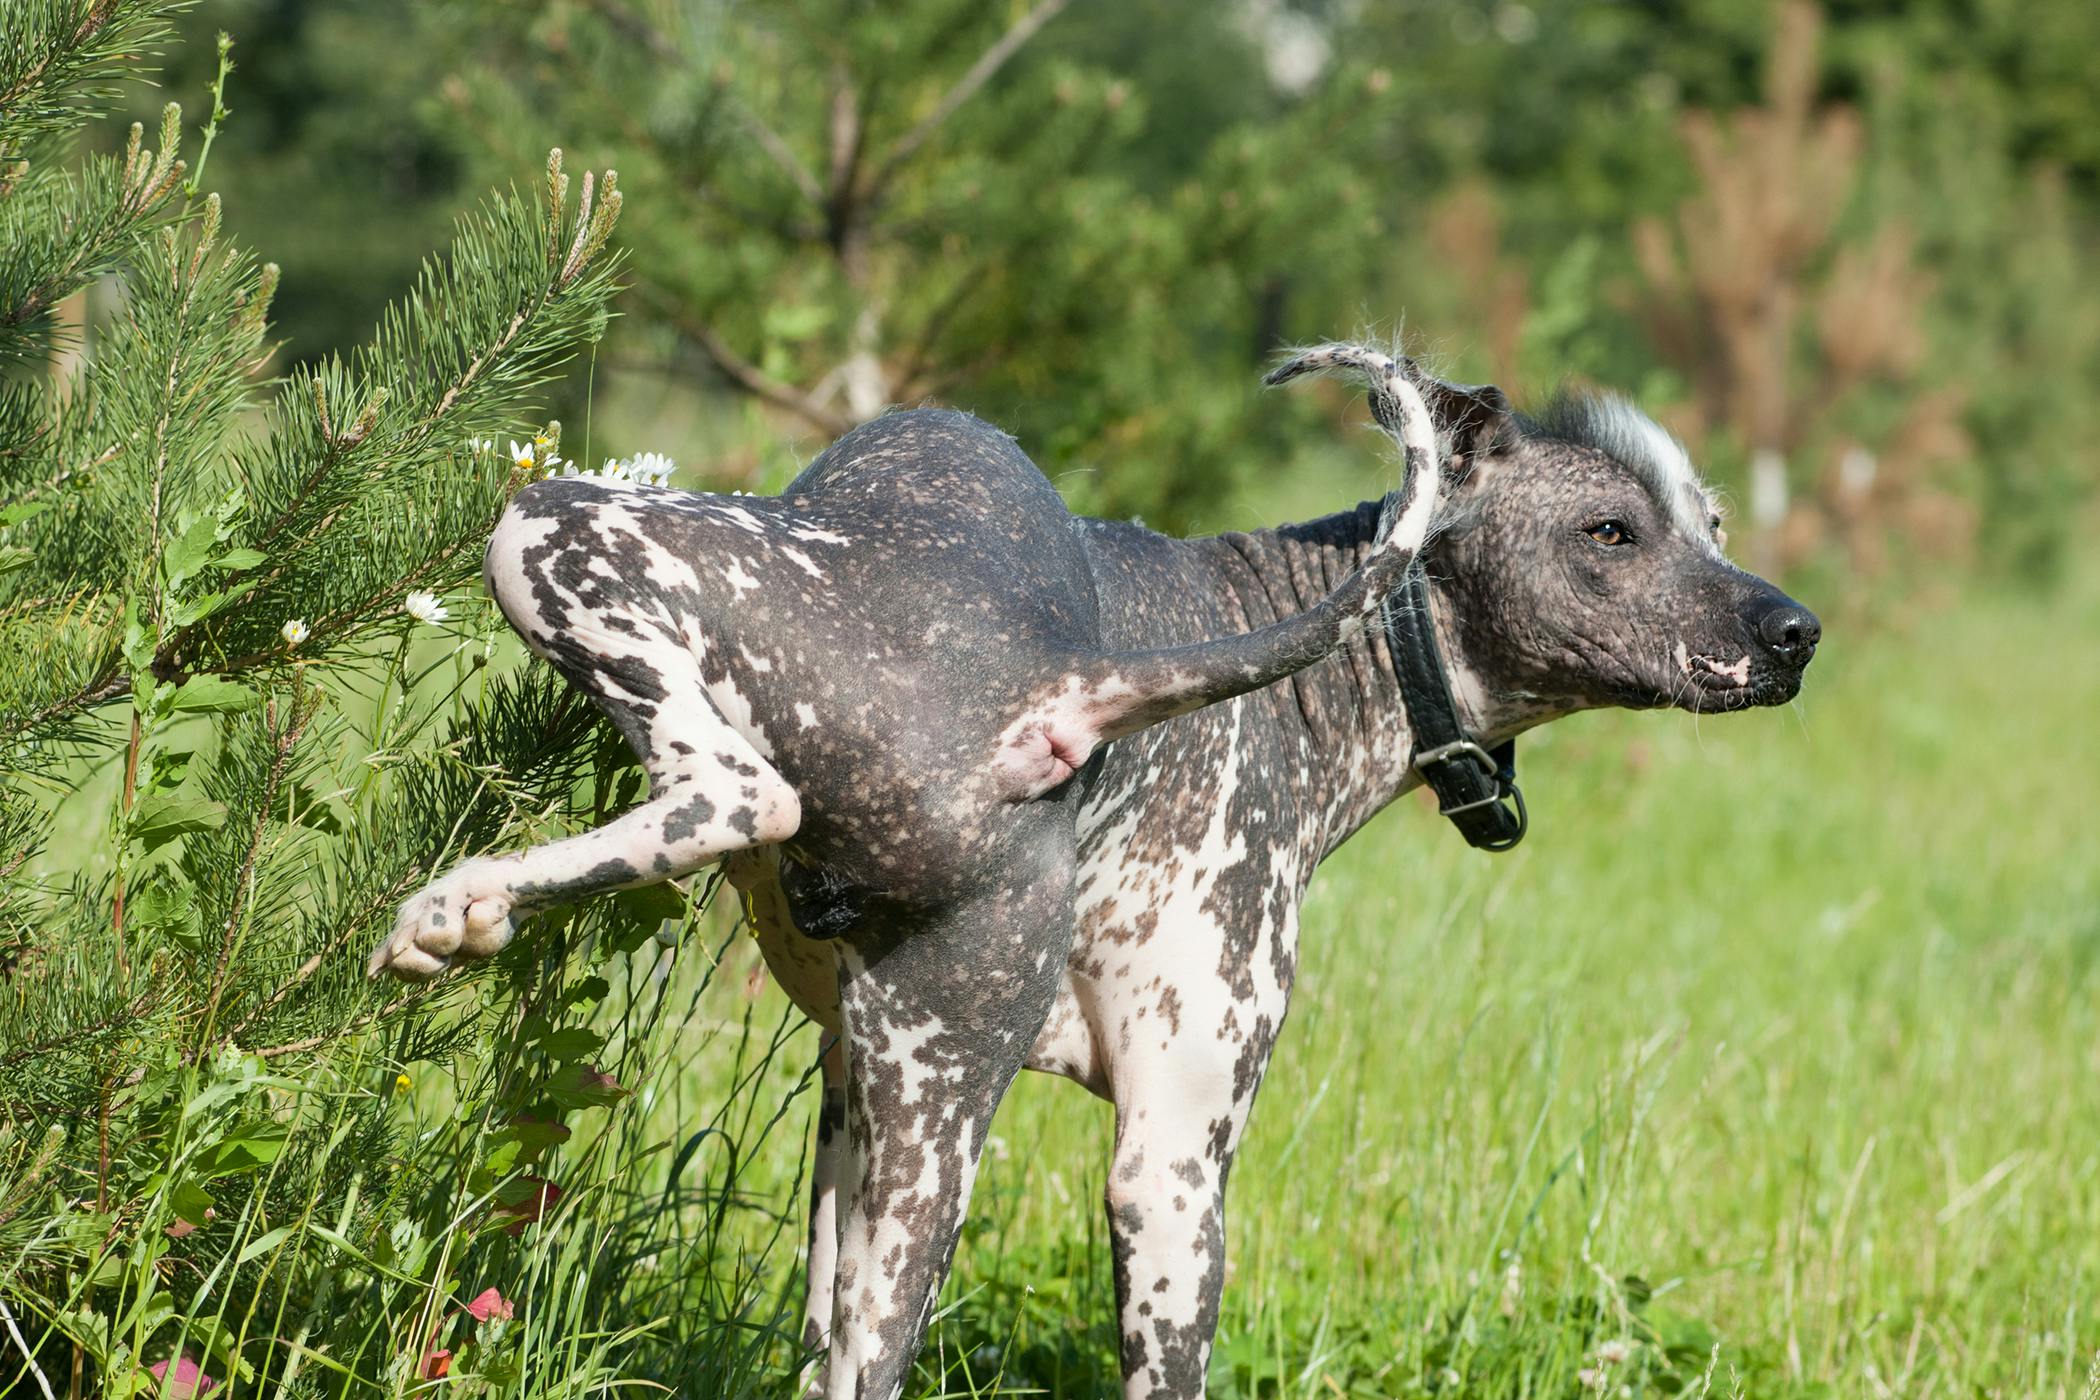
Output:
168,579,257,627
537,1026,604,1061
613,881,683,924
496,1117,571,1168
131,793,227,853
199,1122,289,1176
480,1138,521,1177
169,1178,215,1227
163,513,221,588
211,547,266,570
169,675,256,714
130,880,202,952
145,748,195,792
561,976,611,1010
122,595,156,673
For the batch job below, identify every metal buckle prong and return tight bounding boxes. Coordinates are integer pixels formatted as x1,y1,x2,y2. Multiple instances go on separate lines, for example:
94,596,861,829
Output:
1412,739,1499,777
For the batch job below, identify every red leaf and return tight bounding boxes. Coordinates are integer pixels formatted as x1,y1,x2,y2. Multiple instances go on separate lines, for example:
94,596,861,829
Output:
547,1062,630,1109
148,1355,219,1398
463,1286,514,1322
494,1175,564,1235
421,1347,453,1380
581,1066,626,1095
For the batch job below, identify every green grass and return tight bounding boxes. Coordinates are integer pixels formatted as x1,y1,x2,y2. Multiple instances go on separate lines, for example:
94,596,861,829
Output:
604,572,2100,1398
15,573,2094,1399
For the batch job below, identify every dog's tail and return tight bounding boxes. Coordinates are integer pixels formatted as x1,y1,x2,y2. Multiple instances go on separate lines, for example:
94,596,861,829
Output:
990,345,1440,801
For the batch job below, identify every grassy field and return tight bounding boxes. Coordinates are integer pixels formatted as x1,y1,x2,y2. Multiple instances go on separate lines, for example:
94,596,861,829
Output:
566,568,2100,1400
19,566,2094,1399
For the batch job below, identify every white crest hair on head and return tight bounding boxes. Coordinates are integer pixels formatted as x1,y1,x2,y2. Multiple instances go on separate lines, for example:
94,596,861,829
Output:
1521,389,1714,540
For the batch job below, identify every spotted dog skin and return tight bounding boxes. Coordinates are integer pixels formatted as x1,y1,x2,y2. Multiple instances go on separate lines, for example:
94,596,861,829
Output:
370,344,1819,1400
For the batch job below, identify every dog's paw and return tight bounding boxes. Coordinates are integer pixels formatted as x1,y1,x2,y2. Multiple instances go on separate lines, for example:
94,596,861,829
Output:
367,866,516,981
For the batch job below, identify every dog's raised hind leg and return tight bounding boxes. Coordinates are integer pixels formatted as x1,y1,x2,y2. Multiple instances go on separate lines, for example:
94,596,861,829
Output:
369,631,800,981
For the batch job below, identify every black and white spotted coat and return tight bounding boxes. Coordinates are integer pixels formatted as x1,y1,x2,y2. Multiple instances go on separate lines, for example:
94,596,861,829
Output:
369,345,1816,1400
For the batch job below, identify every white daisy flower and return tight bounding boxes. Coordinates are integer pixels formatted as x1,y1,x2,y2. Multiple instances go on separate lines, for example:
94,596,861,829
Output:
1597,1340,1631,1366
403,591,448,625
467,437,494,453
509,439,536,470
629,451,675,486
281,619,309,646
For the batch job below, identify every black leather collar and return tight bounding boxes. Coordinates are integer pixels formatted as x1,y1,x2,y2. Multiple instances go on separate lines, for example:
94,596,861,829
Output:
1383,562,1527,851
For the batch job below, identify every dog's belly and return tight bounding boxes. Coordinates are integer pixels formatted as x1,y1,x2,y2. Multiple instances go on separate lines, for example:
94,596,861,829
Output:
728,841,1106,1085
725,848,843,1035
730,845,1101,1082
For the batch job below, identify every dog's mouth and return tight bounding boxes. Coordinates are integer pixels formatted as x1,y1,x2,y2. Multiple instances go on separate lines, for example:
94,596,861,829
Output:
1668,643,1804,712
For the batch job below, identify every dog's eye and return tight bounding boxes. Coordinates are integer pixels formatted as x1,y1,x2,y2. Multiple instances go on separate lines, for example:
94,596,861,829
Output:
1586,520,1629,547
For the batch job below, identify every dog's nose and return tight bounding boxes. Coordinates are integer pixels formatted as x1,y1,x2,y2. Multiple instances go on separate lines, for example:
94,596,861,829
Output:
1756,603,1821,667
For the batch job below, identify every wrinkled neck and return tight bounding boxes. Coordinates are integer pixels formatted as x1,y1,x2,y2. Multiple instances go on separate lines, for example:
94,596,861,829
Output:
1207,504,1489,854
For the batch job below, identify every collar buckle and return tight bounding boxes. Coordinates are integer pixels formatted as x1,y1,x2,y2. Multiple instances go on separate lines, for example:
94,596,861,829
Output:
1386,561,1530,852
1411,738,1499,779
1412,738,1528,850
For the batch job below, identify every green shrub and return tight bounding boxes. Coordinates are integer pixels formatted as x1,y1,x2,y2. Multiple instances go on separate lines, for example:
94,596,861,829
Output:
0,6,811,1393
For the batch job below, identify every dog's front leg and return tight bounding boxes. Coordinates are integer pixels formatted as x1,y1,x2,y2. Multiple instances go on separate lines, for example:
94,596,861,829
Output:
1101,906,1297,1400
1104,1077,1247,1400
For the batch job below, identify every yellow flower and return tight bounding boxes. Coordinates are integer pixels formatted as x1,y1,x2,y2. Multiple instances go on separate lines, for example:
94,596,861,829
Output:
394,1073,412,1094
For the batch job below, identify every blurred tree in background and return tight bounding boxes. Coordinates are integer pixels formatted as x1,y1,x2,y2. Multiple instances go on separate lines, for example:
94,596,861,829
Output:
419,0,1405,529
121,0,2100,582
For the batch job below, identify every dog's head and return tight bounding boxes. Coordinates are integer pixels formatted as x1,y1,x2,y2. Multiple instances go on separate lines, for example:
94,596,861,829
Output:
1415,377,1820,720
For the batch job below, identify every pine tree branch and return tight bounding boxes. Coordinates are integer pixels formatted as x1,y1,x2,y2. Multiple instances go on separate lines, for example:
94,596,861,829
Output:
868,0,1070,198
0,669,129,746
200,700,308,1039
0,442,121,501
0,991,155,1071
427,299,540,426
0,0,120,121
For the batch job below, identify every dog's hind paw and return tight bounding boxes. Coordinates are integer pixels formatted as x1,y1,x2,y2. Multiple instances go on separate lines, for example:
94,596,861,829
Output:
368,865,516,981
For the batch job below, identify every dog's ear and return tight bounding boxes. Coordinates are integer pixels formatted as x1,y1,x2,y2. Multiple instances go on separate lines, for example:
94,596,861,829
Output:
1411,373,1513,479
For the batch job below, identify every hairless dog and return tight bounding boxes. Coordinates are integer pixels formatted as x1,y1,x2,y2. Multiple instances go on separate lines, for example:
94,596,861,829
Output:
370,344,1818,1400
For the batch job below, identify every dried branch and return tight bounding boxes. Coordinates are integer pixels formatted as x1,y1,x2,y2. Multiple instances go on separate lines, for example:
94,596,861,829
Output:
579,0,827,207
869,0,1070,196
636,284,852,436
